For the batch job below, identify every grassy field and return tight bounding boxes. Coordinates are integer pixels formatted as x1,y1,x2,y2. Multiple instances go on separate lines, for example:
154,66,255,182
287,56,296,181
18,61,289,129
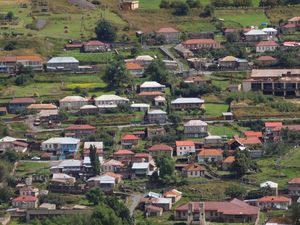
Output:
215,8,269,27
204,103,229,117
16,161,50,177
209,124,240,137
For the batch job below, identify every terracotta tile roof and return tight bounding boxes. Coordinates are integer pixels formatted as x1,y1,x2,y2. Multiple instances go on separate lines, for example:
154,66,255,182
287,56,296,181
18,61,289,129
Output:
234,136,262,145
182,163,205,172
27,104,57,109
176,140,194,147
157,27,179,33
146,205,163,212
244,131,263,138
134,153,149,158
84,40,105,46
13,195,38,202
114,149,134,155
288,17,300,22
13,140,28,147
126,62,143,70
164,189,182,198
223,156,235,164
138,91,164,97
256,41,278,47
103,172,122,179
265,122,283,128
283,23,297,28
176,199,259,216
283,124,300,131
198,149,223,156
0,107,7,112
288,178,300,184
183,39,218,45
10,97,36,104
103,159,124,167
16,55,43,61
256,56,277,61
257,196,291,203
149,144,173,152
267,217,293,225
65,124,96,130
121,134,140,141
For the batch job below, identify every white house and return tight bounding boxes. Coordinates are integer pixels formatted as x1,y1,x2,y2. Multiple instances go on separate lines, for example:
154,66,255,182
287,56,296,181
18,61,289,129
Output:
41,137,80,154
184,120,208,137
140,81,166,93
130,103,150,112
59,96,89,110
47,57,79,71
94,95,129,107
176,141,195,156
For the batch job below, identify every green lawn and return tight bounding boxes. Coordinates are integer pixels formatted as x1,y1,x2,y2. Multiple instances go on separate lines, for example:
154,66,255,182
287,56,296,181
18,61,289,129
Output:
211,79,230,91
204,103,229,117
16,161,50,177
209,124,240,137
215,8,269,27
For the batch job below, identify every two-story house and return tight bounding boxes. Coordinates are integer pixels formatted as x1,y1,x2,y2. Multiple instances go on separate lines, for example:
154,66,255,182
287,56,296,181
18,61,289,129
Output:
184,120,208,138
176,141,195,156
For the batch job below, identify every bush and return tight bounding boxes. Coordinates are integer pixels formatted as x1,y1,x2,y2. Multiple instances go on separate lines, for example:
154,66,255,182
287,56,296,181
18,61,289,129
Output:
172,2,190,16
160,0,171,8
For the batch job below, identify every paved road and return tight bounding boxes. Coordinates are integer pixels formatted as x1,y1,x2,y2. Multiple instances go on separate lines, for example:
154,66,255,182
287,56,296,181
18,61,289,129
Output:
128,193,144,216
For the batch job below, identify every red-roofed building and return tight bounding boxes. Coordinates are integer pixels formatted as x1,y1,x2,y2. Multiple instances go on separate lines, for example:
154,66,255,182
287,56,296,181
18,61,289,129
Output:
83,40,107,52
176,141,195,156
126,62,144,76
0,55,43,73
9,97,36,113
222,156,235,170
65,43,83,50
133,153,150,163
64,124,96,139
175,198,259,223
197,148,223,163
0,107,7,116
182,39,220,50
182,163,205,178
244,131,263,138
264,122,283,142
156,27,180,44
256,55,278,66
114,149,134,164
148,144,173,157
145,205,163,217
287,178,300,197
256,41,278,53
12,196,38,209
257,196,291,210
163,189,182,203
121,134,140,149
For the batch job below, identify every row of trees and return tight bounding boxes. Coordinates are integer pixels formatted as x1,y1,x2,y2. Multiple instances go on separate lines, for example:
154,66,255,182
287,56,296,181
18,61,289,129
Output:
259,0,300,6
211,0,252,7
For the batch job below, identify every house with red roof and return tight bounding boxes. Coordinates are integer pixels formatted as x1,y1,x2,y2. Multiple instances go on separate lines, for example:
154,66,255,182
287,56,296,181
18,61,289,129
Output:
264,122,283,142
197,148,223,163
222,156,235,170
257,196,291,210
64,124,96,139
9,97,36,113
126,62,144,76
182,163,206,178
176,140,195,156
256,40,278,53
113,149,134,164
287,178,300,197
163,189,182,203
145,204,163,217
0,55,43,73
12,196,38,209
133,153,151,163
182,39,220,50
244,131,263,139
286,17,300,32
255,55,278,66
83,40,107,52
175,198,259,223
156,27,181,44
148,144,173,157
121,134,140,149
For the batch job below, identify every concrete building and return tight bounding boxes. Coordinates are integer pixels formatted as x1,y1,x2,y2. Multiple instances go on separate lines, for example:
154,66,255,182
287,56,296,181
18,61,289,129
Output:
256,41,278,53
184,120,208,137
176,141,195,156
171,97,204,110
0,55,43,73
41,137,80,154
182,39,220,50
147,109,167,124
156,27,181,44
244,29,268,41
83,40,107,52
242,69,300,97
59,96,89,110
94,94,129,106
47,57,79,71
140,81,166,93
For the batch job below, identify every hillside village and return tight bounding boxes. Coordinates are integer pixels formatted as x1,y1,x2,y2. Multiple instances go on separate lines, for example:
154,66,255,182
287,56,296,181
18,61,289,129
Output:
1,0,300,225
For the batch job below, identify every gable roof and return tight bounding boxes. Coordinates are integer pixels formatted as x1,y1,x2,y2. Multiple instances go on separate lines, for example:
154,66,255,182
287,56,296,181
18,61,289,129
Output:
256,55,277,61
84,40,105,46
223,156,235,164
182,163,205,172
157,27,179,33
122,134,140,141
256,40,278,47
288,17,300,22
198,148,223,156
114,149,134,155
244,131,263,138
265,122,283,128
149,144,173,152
184,120,207,126
27,104,57,110
288,178,300,184
234,136,262,145
60,96,88,102
245,29,266,36
140,81,165,88
221,56,238,62
13,195,38,202
183,39,218,45
257,196,291,203
65,124,96,130
176,140,195,147
171,97,204,104
10,97,36,104
126,62,143,70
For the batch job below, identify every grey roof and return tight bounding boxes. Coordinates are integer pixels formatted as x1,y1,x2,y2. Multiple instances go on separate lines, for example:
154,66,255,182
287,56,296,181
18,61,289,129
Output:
42,137,80,145
99,175,115,184
222,112,233,116
140,81,165,88
260,181,278,188
131,103,150,108
80,105,97,109
184,120,207,126
58,159,81,167
205,135,222,140
244,29,267,36
48,57,79,64
148,109,167,115
60,96,88,102
132,162,150,169
237,58,248,63
95,94,129,101
262,28,277,32
171,97,204,104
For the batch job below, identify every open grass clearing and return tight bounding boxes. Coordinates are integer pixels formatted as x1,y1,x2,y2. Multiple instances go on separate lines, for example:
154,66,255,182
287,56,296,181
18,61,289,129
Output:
16,161,50,177
209,124,240,137
204,103,229,117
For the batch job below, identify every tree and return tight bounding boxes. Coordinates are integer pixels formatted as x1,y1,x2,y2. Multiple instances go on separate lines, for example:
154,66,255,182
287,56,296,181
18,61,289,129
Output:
0,186,13,203
91,203,123,225
230,150,258,177
173,2,190,15
6,11,14,21
85,187,104,205
259,0,280,6
201,4,214,17
4,41,17,51
292,203,300,225
225,184,247,199
186,0,202,8
104,60,131,89
232,0,252,6
245,186,273,199
211,0,231,7
160,0,170,8
89,145,100,174
226,32,240,43
58,110,69,121
154,153,175,183
145,59,169,84
95,20,117,42
2,149,20,163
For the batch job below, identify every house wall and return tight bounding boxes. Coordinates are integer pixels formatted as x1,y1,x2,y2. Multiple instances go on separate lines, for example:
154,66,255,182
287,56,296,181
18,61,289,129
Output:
59,101,88,110
176,145,196,156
